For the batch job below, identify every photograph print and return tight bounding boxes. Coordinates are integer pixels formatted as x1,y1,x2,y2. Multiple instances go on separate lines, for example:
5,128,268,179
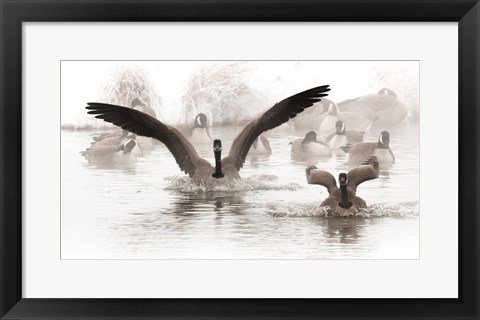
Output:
61,60,419,259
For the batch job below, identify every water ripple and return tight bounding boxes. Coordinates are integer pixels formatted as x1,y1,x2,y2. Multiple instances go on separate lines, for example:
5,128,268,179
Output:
266,202,419,218
164,174,302,192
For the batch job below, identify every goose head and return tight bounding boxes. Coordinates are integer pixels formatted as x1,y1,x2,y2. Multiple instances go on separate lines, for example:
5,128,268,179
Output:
119,138,137,154
335,120,346,134
377,131,390,149
212,139,225,178
305,165,318,178
302,131,317,144
131,98,142,107
195,113,208,128
338,173,348,187
378,88,397,98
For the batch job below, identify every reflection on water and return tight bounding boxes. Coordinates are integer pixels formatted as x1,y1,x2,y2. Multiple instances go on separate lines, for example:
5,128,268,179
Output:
61,125,419,259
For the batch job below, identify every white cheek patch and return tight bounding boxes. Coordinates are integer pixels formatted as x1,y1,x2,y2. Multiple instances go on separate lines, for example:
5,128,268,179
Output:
196,117,202,126
379,133,384,145
341,123,345,132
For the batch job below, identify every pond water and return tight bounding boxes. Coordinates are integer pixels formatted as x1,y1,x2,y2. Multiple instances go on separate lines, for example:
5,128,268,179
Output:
61,124,419,259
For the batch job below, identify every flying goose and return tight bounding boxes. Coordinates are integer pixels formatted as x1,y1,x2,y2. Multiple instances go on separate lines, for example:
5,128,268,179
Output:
86,85,330,185
325,120,364,153
341,130,395,167
291,131,332,161
306,156,379,214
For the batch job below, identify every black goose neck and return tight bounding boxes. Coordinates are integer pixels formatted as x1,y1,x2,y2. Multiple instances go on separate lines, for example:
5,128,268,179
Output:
377,142,389,149
212,149,224,178
338,185,353,209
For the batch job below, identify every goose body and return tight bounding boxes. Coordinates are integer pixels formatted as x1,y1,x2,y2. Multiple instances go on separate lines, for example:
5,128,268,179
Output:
92,129,124,142
325,120,364,153
337,88,407,131
318,102,339,136
81,137,137,168
306,156,379,214
86,85,331,185
342,131,395,167
291,131,332,161
189,113,213,145
92,99,157,156
132,98,157,118
92,130,144,157
191,127,212,144
248,135,272,156
318,101,374,136
293,98,334,130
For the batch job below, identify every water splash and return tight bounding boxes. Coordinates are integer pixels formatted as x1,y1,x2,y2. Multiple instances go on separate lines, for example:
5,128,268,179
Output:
164,174,301,192
266,202,419,218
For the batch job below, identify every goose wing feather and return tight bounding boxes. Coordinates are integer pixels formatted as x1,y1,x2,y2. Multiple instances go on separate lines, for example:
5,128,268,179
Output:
224,85,330,170
306,167,337,194
347,155,379,190
86,103,201,177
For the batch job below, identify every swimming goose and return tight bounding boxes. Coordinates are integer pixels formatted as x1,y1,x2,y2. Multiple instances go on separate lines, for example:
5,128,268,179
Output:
93,99,156,155
81,136,137,168
248,135,272,156
318,102,340,136
131,98,157,118
291,131,332,161
86,85,330,185
306,156,379,214
337,88,407,130
292,98,334,130
318,101,374,135
190,113,213,145
325,120,364,153
89,129,143,157
341,130,395,167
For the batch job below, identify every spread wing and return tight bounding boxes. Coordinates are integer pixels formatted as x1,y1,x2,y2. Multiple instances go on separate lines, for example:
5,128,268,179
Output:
306,166,337,195
86,103,203,177
223,85,330,170
347,156,379,190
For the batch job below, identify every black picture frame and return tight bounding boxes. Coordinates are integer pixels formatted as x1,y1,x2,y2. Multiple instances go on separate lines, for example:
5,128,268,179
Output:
1,0,479,319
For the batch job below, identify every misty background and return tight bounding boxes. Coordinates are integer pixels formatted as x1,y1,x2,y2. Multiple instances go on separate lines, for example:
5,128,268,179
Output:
60,61,419,129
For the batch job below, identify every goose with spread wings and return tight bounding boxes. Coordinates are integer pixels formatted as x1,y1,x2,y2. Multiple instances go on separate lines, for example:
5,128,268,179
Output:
306,156,379,214
86,85,330,185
